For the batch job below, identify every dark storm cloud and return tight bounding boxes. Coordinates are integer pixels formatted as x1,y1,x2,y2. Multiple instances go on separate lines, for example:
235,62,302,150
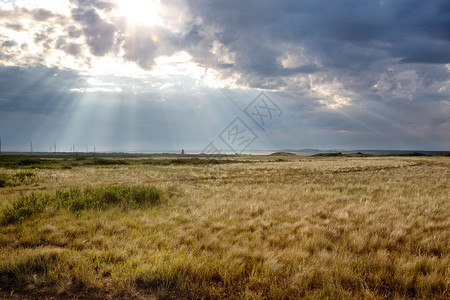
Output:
172,0,450,88
11,0,448,81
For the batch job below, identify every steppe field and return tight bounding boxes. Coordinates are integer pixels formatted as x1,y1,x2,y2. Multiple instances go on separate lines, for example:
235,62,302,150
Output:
0,154,448,299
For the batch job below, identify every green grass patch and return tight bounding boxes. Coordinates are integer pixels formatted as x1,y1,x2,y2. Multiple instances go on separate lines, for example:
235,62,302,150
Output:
1,185,162,224
0,155,249,169
0,156,70,169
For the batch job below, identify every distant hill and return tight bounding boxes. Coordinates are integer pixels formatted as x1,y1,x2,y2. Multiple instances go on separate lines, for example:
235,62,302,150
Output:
269,152,297,156
279,149,450,156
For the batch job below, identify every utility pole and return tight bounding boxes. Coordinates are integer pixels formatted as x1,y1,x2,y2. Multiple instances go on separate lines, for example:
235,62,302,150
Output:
30,140,33,153
54,143,57,153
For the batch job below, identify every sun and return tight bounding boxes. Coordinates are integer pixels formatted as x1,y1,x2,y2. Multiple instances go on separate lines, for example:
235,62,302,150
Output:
114,0,163,27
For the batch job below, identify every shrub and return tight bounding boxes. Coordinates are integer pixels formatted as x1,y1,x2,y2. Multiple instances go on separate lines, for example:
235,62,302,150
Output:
0,174,7,187
313,152,343,157
55,187,85,211
85,158,129,166
129,186,161,207
170,158,229,165
17,159,42,166
2,193,48,224
436,152,450,156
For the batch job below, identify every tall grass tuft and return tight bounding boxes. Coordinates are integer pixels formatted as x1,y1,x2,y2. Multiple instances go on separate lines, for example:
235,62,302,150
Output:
0,172,35,188
0,248,64,286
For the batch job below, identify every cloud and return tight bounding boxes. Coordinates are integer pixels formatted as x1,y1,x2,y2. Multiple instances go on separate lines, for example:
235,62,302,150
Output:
148,1,448,96
0,0,449,150
5,23,23,30
1,39,17,47
70,1,117,56
1,0,450,94
122,25,179,70
31,8,54,21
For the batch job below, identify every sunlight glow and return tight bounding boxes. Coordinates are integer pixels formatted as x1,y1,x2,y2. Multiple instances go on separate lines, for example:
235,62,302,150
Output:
87,56,149,78
114,0,163,27
309,75,352,109
69,87,123,93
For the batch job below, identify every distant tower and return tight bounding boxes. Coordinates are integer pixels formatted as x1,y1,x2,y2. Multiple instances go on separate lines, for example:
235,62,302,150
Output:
30,140,33,153
181,149,185,155
54,143,57,153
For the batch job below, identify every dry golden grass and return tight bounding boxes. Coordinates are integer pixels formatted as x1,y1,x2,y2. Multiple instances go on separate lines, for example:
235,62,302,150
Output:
0,156,449,299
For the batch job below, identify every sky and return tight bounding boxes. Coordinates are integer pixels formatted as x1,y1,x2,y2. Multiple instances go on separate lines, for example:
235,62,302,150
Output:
0,0,449,153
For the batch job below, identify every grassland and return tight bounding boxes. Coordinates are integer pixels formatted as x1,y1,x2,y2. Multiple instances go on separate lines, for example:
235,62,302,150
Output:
0,154,448,299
